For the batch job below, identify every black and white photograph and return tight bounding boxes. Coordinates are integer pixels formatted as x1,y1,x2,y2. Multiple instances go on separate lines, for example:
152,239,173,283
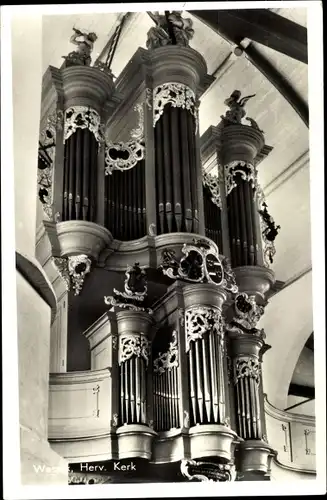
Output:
1,2,325,498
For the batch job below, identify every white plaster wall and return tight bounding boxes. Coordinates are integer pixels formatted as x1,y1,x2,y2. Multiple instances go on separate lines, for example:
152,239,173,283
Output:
17,271,67,484
11,13,68,485
260,271,313,409
12,14,42,258
265,161,311,282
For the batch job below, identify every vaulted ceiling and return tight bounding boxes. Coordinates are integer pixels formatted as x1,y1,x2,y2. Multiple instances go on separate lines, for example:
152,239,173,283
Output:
41,8,312,410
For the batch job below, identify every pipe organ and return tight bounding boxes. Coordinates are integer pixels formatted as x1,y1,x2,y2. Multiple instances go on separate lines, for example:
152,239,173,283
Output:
38,13,281,483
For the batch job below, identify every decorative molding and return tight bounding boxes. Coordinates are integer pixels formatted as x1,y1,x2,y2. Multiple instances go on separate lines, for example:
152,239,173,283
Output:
64,106,104,143
152,82,197,128
153,330,179,374
233,356,261,385
111,413,119,428
185,306,224,352
202,170,222,209
181,459,236,482
118,333,150,365
160,239,238,293
304,428,316,456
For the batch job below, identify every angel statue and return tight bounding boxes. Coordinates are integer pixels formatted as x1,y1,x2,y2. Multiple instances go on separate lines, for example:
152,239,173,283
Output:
63,27,98,67
220,90,256,125
146,11,194,50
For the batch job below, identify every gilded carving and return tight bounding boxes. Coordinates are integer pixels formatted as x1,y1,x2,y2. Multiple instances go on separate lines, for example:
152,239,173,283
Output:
67,254,92,296
224,160,256,197
233,356,261,385
257,193,281,266
153,330,179,374
185,306,224,352
64,106,103,143
152,83,196,127
202,170,222,209
160,239,238,293
119,333,150,366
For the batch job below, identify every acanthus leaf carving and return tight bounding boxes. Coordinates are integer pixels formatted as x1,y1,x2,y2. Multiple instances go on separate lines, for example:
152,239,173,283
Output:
202,170,222,209
233,356,261,385
224,160,256,197
67,254,92,296
160,240,238,294
153,330,179,374
152,82,197,128
64,106,104,143
119,333,150,366
257,188,281,267
185,306,224,352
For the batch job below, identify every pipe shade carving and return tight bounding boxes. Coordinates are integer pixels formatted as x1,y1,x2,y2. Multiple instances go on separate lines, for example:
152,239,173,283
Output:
152,329,180,431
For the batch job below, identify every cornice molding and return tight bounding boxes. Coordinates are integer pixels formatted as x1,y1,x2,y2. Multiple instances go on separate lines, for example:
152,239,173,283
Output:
49,368,111,385
264,150,310,196
264,394,315,425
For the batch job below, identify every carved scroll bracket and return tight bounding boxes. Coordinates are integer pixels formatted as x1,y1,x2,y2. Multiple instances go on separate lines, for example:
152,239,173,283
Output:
53,254,91,296
152,82,197,128
185,306,224,352
119,333,151,366
64,106,104,143
153,330,179,374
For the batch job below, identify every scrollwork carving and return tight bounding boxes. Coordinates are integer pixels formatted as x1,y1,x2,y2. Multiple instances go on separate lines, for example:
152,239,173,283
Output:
64,106,103,143
233,356,261,385
258,196,281,267
105,104,145,174
224,160,256,197
232,292,265,331
183,410,190,428
153,330,179,374
38,112,63,220
104,263,153,314
67,254,92,296
185,306,224,352
153,82,197,128
203,170,222,209
53,257,70,291
181,459,236,482
119,333,150,365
